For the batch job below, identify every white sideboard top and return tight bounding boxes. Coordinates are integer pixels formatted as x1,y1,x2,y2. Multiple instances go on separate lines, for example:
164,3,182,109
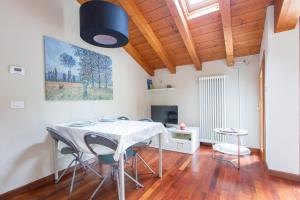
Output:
167,127,199,134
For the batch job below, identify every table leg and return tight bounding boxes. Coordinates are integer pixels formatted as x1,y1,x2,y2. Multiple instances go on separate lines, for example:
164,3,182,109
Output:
237,136,240,170
212,143,215,159
53,140,59,181
119,152,125,200
159,133,163,178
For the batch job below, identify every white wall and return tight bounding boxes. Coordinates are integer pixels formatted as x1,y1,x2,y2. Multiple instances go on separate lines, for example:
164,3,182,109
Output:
259,6,300,175
0,0,150,194
150,55,260,148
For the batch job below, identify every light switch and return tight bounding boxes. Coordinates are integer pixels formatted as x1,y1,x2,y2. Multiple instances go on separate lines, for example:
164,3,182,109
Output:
9,65,25,76
10,101,25,109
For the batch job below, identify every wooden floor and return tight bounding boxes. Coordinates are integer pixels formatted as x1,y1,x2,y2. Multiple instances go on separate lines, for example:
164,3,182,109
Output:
7,146,300,200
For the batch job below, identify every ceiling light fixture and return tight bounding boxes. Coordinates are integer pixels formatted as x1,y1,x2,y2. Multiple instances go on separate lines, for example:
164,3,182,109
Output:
80,0,129,48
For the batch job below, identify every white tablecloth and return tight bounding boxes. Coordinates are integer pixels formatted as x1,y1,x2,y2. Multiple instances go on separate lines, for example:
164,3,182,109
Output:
53,120,168,161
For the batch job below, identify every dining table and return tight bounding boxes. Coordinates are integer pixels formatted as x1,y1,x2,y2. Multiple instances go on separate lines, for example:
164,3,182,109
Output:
52,119,168,200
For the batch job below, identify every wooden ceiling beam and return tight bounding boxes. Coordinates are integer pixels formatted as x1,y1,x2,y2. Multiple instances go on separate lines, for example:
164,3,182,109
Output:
77,0,154,76
274,0,300,33
218,0,235,66
165,0,202,71
119,0,176,74
123,43,154,76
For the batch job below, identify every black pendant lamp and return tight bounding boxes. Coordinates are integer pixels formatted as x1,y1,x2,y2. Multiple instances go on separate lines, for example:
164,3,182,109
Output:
80,0,129,48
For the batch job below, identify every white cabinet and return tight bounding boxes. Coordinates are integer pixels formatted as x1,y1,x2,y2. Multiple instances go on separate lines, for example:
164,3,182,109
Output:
150,127,200,154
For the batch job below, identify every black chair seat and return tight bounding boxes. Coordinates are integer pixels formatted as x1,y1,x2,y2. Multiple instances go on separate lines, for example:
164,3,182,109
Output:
97,154,115,164
132,141,149,148
61,147,76,154
97,148,137,164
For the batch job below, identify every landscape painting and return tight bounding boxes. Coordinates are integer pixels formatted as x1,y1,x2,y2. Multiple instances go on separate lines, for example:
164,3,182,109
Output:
44,36,113,100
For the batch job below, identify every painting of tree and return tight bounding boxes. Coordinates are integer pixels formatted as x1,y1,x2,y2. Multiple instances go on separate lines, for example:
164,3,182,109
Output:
59,53,76,82
44,36,113,100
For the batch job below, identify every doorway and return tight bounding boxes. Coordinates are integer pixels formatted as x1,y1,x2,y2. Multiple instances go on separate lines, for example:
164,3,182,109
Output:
259,53,266,162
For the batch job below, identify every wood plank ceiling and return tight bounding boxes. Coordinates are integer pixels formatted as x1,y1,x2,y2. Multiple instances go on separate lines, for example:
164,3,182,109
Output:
78,0,274,75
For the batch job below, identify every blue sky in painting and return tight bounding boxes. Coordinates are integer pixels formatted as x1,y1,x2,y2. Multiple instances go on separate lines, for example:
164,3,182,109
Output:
44,36,81,75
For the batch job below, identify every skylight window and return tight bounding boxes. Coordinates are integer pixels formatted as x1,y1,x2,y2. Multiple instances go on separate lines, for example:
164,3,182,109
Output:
181,0,219,20
188,0,209,5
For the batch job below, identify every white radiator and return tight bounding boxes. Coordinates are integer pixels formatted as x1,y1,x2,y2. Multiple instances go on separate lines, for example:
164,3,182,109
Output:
199,76,227,144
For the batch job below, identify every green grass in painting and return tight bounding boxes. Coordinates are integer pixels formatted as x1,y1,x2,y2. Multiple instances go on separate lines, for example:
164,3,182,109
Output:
46,81,113,100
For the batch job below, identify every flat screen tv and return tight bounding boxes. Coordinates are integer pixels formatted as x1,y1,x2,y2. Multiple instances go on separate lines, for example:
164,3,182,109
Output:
151,105,178,126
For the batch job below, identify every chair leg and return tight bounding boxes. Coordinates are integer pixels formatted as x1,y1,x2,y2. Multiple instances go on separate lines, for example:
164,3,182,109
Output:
69,160,77,195
111,166,115,181
137,154,155,174
78,159,103,178
124,172,144,188
56,159,75,184
135,155,139,189
131,157,134,168
79,153,88,171
89,176,107,200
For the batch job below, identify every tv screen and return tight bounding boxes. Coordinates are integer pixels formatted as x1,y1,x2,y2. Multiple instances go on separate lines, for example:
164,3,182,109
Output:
151,105,178,125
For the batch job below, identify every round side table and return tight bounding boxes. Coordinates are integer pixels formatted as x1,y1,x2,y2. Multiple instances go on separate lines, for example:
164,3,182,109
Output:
212,128,250,169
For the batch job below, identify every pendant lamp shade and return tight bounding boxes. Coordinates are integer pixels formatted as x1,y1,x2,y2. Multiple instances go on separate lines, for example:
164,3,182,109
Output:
80,1,129,48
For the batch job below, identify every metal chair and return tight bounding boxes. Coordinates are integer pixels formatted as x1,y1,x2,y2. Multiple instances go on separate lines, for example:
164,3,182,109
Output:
117,116,130,120
46,127,102,195
84,133,143,200
130,118,156,188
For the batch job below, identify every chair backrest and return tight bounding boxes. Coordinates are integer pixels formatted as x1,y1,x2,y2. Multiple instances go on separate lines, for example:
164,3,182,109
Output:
84,133,118,156
117,116,129,120
46,127,79,154
138,118,153,122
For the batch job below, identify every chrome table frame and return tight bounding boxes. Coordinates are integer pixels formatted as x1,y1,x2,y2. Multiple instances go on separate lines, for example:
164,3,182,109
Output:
212,128,248,170
212,135,241,169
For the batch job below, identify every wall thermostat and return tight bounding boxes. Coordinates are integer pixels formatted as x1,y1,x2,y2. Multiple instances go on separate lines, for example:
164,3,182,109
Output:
10,101,25,109
9,65,25,76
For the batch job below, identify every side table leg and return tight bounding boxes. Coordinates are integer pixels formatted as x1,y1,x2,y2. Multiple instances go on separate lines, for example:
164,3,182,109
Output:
212,143,215,159
237,136,240,170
